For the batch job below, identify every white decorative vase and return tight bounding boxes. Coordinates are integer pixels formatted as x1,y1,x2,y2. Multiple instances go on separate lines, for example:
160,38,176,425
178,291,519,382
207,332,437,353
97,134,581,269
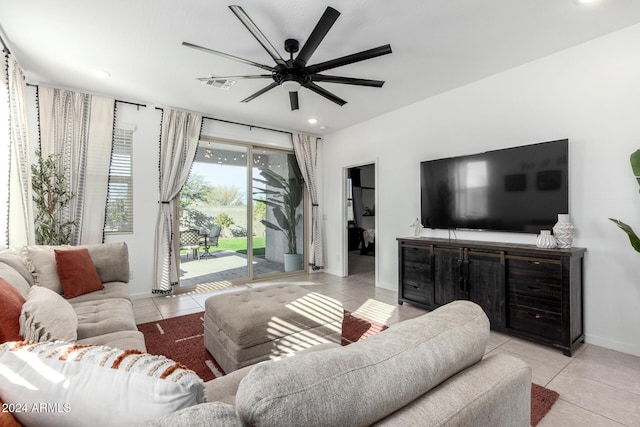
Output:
553,214,575,248
536,230,557,249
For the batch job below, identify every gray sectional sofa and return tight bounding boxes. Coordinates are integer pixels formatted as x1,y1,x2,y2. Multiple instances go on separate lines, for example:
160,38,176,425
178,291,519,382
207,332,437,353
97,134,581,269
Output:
0,242,145,352
1,242,531,426
150,300,533,427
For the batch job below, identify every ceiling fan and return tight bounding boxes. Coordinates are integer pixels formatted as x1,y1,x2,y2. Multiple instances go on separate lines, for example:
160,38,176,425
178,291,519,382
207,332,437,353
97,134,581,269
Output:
183,5,392,111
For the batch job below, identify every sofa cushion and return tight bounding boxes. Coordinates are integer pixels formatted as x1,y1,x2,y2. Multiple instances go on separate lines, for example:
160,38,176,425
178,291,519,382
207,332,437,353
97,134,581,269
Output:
235,300,490,427
135,402,241,427
0,278,25,343
66,282,131,304
23,243,130,295
0,341,205,427
374,353,531,426
0,250,35,288
73,298,138,339
55,248,104,298
76,330,147,353
19,286,77,342
0,263,31,299
83,242,130,283
24,245,67,293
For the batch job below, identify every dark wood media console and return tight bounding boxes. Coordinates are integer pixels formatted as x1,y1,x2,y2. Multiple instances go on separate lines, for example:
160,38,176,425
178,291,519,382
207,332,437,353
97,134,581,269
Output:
397,237,586,356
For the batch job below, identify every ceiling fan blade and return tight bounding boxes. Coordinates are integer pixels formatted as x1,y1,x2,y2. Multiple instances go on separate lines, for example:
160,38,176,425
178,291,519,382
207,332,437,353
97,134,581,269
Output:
182,41,274,72
196,75,271,81
229,5,287,67
289,91,299,111
310,75,385,87
294,7,340,68
304,82,347,106
306,44,392,74
241,82,279,103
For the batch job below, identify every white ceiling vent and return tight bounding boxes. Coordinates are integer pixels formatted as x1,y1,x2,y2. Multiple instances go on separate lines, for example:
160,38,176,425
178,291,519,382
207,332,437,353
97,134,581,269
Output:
203,78,236,90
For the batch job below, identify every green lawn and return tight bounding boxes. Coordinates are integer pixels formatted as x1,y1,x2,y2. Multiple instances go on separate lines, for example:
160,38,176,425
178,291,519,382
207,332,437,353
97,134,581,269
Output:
187,237,265,256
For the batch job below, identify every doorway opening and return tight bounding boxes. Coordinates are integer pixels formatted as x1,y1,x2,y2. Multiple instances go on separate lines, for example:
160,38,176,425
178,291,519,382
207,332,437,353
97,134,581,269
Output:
346,163,376,280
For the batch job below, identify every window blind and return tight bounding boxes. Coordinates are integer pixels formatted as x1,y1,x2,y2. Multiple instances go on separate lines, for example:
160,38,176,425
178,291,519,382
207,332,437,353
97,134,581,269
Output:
105,127,133,233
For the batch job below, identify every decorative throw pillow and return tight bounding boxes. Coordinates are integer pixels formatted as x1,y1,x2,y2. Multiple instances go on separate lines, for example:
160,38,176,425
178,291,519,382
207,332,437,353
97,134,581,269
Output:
0,341,206,427
19,286,78,342
24,245,69,294
55,248,104,299
0,278,25,343
0,397,21,427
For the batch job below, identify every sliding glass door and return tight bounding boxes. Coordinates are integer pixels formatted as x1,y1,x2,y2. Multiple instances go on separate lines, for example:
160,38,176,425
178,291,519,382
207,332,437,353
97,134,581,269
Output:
177,140,304,287
252,148,304,276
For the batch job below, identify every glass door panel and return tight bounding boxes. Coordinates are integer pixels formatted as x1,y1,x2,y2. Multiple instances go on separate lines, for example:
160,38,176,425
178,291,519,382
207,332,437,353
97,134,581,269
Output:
252,148,304,276
178,141,249,286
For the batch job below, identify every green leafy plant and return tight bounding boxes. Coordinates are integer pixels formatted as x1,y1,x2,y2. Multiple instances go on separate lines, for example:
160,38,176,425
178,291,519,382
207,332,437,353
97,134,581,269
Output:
609,149,640,253
31,150,76,245
253,156,303,255
214,212,235,231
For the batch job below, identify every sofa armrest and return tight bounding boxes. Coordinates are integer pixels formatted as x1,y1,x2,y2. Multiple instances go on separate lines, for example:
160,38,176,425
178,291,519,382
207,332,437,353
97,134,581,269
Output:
374,353,532,427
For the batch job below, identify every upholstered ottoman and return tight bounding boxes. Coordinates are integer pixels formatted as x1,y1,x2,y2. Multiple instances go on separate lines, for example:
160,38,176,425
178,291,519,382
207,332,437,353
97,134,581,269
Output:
204,284,344,373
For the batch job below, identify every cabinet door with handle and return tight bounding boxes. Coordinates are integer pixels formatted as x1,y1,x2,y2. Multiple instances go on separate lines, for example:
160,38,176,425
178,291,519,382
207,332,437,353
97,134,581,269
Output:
398,243,435,308
434,248,467,305
468,251,506,330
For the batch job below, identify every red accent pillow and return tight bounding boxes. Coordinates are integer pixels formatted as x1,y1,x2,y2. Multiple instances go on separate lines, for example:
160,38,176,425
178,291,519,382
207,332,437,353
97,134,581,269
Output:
0,396,22,426
55,248,104,299
0,278,25,343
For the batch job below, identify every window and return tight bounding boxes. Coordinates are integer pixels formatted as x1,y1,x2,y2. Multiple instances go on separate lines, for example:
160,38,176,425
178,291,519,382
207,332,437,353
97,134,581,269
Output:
105,126,134,233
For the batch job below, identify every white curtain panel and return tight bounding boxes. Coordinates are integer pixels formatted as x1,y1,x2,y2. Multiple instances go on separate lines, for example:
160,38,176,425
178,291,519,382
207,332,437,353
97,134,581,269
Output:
292,133,324,270
154,109,202,293
39,87,115,245
0,53,8,247
7,54,35,247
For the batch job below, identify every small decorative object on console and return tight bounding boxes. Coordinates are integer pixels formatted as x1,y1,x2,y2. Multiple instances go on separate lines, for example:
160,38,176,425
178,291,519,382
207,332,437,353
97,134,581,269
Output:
553,214,575,248
411,218,422,237
536,230,557,249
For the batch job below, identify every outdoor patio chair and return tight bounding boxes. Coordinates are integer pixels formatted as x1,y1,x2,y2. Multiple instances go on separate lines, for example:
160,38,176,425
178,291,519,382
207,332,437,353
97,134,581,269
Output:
179,229,202,260
201,225,221,257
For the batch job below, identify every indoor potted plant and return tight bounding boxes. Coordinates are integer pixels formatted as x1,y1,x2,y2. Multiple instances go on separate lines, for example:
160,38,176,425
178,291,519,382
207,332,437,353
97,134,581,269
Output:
254,155,303,271
31,149,76,245
609,149,640,253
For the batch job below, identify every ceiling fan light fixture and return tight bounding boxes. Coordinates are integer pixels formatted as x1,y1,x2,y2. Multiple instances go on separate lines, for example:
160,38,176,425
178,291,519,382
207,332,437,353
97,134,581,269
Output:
281,79,302,92
93,69,111,78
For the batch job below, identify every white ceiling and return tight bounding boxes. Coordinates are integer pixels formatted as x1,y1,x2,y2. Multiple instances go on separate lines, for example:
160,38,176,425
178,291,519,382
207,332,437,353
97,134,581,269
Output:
2,0,640,135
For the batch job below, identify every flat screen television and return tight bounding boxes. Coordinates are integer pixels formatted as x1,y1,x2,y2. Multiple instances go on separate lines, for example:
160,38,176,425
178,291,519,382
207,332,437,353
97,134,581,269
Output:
420,139,568,233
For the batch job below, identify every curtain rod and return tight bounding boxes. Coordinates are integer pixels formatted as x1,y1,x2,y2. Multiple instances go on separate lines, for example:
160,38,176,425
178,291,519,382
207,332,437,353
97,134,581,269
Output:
116,99,147,109
24,83,147,108
154,106,291,136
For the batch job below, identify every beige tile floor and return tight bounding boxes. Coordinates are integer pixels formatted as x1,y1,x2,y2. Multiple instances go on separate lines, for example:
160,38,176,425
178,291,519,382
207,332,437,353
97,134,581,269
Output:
132,271,640,426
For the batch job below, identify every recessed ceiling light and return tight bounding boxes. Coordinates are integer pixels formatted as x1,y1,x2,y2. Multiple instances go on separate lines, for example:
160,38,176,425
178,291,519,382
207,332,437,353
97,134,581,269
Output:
93,70,111,78
574,0,595,4
307,118,318,125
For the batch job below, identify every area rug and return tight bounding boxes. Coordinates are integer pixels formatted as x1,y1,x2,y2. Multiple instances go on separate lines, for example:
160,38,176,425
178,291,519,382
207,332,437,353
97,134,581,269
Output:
137,310,386,381
138,311,558,425
531,383,560,426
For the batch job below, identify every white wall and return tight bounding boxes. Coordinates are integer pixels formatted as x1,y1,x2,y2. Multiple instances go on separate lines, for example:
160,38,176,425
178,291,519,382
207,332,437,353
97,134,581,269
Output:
321,24,640,356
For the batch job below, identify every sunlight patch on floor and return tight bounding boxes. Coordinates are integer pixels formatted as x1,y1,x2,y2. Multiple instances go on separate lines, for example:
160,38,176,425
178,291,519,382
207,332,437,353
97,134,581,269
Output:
352,298,396,325
182,281,237,295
